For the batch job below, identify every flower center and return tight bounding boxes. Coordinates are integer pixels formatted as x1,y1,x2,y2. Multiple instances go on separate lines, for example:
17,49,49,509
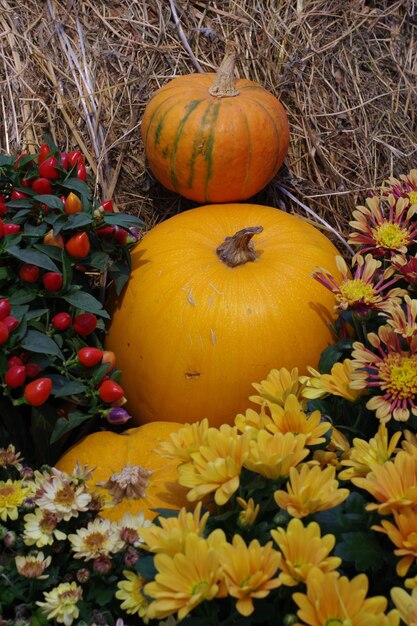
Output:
55,485,76,505
373,222,409,249
379,354,417,399
191,580,210,598
40,511,59,533
85,531,107,548
0,485,15,497
20,561,45,578
338,279,377,304
409,191,417,205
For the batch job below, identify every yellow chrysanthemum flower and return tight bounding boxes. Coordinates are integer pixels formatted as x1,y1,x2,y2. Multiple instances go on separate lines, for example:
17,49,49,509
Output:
221,534,281,617
68,517,124,560
244,430,309,480
293,568,392,626
36,581,82,626
352,450,417,515
234,406,269,437
249,367,308,408
373,507,417,577
339,422,402,481
178,425,250,506
302,359,363,402
266,394,331,446
271,518,341,586
139,501,209,557
0,479,31,521
391,586,417,626
23,508,66,547
274,464,350,518
157,419,210,463
144,533,223,621
236,497,260,529
116,570,149,621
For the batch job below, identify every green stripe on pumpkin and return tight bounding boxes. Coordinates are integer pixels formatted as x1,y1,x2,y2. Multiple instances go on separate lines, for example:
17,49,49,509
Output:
186,102,218,190
170,100,204,192
202,101,221,202
143,92,181,149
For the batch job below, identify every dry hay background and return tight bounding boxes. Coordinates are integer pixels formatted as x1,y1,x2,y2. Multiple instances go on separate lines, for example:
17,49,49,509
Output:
0,0,417,249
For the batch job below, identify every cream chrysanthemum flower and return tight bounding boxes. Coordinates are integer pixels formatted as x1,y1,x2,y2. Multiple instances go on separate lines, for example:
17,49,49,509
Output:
36,581,82,626
221,534,281,616
145,533,223,621
274,464,350,518
0,479,31,521
35,474,91,521
15,551,52,579
139,501,209,557
271,518,341,586
68,517,124,560
117,511,154,546
339,422,402,481
244,430,309,480
391,586,417,625
23,508,66,547
178,425,250,506
116,570,149,621
0,444,24,471
302,359,364,402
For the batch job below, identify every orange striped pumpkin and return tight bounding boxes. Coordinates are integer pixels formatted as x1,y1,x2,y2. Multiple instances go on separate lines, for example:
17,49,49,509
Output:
141,45,290,204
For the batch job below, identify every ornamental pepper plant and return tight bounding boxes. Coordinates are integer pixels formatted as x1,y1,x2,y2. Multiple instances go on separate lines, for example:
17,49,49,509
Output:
0,139,142,466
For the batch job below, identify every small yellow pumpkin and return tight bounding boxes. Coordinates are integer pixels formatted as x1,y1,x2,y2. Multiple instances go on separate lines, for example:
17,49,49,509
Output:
106,203,343,428
56,422,187,521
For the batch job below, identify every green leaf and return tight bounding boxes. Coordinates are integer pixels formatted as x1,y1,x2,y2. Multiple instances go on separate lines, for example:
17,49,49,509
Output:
318,339,354,374
88,251,111,271
5,198,34,208
62,213,93,230
20,330,64,359
50,377,88,398
135,555,157,580
109,261,131,296
8,289,38,305
0,266,14,282
33,194,65,209
335,531,385,572
21,223,48,238
103,212,143,227
50,411,92,444
7,246,60,272
34,243,64,261
60,178,90,199
0,154,15,166
63,290,110,318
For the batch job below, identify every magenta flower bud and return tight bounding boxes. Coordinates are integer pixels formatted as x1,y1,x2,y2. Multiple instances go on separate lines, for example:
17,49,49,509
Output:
124,548,139,567
106,407,132,425
126,227,140,244
3,531,16,547
93,555,112,575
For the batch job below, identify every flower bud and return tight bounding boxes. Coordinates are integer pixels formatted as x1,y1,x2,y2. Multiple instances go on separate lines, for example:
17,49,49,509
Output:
3,530,16,547
93,555,112,575
76,567,90,583
106,407,132,425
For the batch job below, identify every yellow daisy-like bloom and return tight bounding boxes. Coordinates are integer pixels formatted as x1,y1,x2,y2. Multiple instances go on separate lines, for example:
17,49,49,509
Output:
266,394,331,446
178,425,250,506
302,358,364,403
0,479,31,521
244,430,309,481
293,568,390,626
157,419,210,463
383,295,417,344
234,406,269,437
249,367,308,409
391,586,417,626
274,464,350,519
373,507,417,577
221,534,281,617
0,444,24,470
116,570,149,621
68,517,124,560
339,422,402,481
236,497,260,529
352,450,417,515
144,533,223,621
139,501,209,557
23,508,66,547
271,518,341,587
36,581,82,626
117,511,154,547
15,551,52,579
35,474,91,521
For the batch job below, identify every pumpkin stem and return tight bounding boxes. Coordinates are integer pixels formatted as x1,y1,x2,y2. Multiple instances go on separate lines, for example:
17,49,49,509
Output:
208,42,240,98
216,226,263,267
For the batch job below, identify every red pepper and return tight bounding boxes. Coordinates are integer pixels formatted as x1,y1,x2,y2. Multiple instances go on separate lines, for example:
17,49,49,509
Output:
76,162,87,182
60,151,69,169
0,298,11,320
65,232,90,258
113,227,128,246
38,156,60,181
19,264,40,283
43,230,65,248
14,152,30,171
68,150,84,167
0,320,9,344
77,347,103,367
31,177,52,195
95,226,115,238
101,200,114,212
5,365,26,389
24,377,53,406
11,189,28,201
0,202,6,217
38,143,51,165
42,272,63,292
64,192,82,215
73,312,97,336
99,379,125,403
25,362,42,378
4,224,21,235
2,316,19,332
51,312,72,331
7,356,23,368
0,219,3,238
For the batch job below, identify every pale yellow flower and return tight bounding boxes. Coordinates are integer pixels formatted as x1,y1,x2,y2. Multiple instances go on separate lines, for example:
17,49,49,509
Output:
302,359,363,402
139,501,209,557
271,518,341,586
116,570,149,621
117,511,153,547
274,464,350,518
23,508,66,547
244,430,309,480
249,367,308,408
36,474,91,521
293,568,391,626
178,425,250,506
36,581,82,626
339,422,402,481
221,534,281,616
0,444,23,470
391,586,417,625
157,419,210,463
145,533,223,621
68,517,124,560
0,479,31,521
15,551,51,579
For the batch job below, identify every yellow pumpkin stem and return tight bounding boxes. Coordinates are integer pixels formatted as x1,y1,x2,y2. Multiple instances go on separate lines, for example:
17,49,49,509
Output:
216,226,263,267
208,42,240,98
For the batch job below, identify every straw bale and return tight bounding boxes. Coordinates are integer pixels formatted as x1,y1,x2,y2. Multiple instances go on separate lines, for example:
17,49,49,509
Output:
0,0,416,247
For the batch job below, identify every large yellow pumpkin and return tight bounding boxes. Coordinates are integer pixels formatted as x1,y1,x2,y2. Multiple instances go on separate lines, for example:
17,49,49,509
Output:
56,422,188,521
141,45,289,203
106,203,342,428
